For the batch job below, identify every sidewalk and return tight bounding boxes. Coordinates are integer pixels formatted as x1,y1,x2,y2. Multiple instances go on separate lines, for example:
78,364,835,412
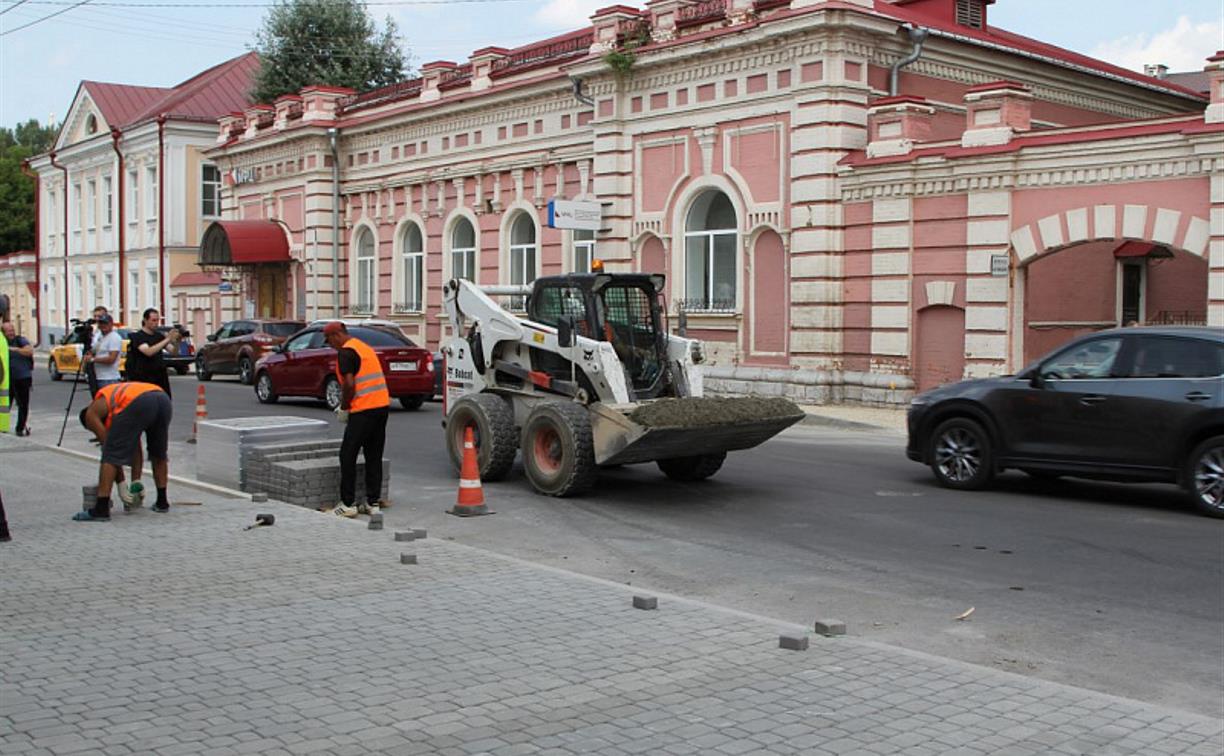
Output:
2,431,1221,756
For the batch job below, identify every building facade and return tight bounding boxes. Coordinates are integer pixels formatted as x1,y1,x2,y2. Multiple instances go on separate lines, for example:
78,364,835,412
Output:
205,0,1223,403
28,53,257,345
0,251,37,338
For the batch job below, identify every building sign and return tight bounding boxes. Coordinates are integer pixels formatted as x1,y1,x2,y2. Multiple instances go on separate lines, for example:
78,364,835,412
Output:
990,254,1010,277
230,167,256,186
219,280,233,293
547,199,602,231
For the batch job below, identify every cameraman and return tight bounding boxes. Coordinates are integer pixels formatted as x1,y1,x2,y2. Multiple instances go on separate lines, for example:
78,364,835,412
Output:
125,308,179,397
84,305,110,396
84,314,122,391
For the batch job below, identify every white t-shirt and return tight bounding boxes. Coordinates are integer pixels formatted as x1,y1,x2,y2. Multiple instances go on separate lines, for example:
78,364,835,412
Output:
93,330,123,381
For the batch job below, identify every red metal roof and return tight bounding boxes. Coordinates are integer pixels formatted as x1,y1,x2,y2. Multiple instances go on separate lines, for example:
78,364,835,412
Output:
199,221,290,266
81,52,259,131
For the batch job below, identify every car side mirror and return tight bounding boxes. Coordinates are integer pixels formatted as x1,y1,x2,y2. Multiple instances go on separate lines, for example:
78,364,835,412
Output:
557,316,576,349
207,333,218,342
1027,369,1044,389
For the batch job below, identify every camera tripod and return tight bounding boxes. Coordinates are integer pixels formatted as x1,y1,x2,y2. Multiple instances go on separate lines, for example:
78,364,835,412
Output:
56,358,92,447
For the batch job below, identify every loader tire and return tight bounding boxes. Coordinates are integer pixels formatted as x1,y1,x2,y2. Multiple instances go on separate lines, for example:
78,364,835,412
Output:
446,393,518,482
521,402,596,497
657,453,726,482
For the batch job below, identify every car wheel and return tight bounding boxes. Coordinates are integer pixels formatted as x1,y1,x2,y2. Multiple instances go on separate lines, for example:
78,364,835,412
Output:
255,372,279,404
323,376,342,411
1186,435,1224,518
238,356,254,385
196,355,211,381
49,358,62,381
929,417,994,490
399,395,426,411
520,401,596,497
175,365,189,376
445,394,518,482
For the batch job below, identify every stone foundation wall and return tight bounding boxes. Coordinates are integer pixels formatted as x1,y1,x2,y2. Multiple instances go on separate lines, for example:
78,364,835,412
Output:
703,366,914,406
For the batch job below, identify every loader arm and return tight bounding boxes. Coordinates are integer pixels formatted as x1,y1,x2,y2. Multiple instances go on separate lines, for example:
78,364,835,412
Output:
442,279,528,372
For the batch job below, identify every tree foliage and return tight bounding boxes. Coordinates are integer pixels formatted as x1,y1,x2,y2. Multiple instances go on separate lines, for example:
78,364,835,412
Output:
250,0,410,103
0,119,57,255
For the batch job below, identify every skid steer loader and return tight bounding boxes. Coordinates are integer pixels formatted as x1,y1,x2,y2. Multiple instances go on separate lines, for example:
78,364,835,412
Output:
440,273,803,496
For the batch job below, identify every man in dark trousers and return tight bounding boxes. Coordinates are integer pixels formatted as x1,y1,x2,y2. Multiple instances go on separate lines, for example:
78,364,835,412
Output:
322,322,390,518
74,381,174,521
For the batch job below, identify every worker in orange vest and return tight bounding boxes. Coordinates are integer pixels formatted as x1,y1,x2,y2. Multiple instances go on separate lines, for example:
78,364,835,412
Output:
75,381,174,521
322,322,391,518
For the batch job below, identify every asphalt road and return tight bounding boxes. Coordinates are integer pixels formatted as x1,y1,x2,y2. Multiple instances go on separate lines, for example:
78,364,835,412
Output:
19,369,1224,718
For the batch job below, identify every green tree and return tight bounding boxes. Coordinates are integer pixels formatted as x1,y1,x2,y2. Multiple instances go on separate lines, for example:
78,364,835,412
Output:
250,0,409,103
0,119,57,254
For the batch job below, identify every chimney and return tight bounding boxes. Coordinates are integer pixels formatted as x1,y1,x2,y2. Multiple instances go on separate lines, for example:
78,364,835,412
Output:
962,80,1032,148
1207,51,1224,125
470,47,509,91
1144,63,1169,80
299,86,354,123
420,61,458,102
866,95,935,158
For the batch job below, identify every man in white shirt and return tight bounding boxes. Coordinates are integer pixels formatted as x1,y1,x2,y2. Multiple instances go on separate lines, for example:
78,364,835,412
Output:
87,314,123,390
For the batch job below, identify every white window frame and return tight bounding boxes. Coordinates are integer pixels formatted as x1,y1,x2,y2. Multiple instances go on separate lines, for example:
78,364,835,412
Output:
201,163,222,218
127,170,139,225
449,218,477,283
507,212,537,311
72,183,82,231
572,229,595,273
682,191,738,313
354,228,376,314
103,271,114,312
102,176,113,227
399,223,425,313
73,272,83,317
48,275,58,313
146,265,158,314
87,272,99,312
130,269,141,314
86,180,97,230
145,166,158,220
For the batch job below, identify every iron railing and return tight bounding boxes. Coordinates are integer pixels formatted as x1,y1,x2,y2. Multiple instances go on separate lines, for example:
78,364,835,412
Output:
1149,310,1207,326
676,297,737,314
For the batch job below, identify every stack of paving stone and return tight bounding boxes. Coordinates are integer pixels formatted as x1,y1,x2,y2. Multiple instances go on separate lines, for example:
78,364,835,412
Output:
196,416,329,489
245,441,389,509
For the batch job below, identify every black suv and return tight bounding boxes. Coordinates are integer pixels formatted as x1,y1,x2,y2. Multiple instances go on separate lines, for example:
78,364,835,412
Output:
907,326,1224,517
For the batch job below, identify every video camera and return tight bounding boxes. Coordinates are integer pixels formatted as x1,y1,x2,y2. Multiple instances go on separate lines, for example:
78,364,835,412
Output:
69,318,96,347
172,324,191,339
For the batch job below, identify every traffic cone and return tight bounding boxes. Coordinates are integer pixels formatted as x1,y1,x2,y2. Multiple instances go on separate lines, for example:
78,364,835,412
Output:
187,384,207,444
448,426,493,517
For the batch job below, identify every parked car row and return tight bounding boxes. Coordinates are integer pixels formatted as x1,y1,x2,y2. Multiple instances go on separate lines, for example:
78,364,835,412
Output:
49,325,194,380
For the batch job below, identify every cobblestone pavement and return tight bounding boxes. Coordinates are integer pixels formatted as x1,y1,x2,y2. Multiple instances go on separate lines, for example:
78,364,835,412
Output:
2,432,1221,756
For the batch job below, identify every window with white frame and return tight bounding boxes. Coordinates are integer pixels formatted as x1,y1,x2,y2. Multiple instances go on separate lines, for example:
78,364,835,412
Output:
508,212,537,310
683,190,738,312
399,223,424,313
47,190,57,251
572,229,595,273
48,275,57,312
73,273,82,315
103,271,114,311
201,164,222,217
127,170,139,224
450,218,476,282
86,180,97,230
87,272,98,311
147,267,158,313
145,166,157,219
103,176,113,226
130,269,141,313
354,228,376,313
72,184,82,231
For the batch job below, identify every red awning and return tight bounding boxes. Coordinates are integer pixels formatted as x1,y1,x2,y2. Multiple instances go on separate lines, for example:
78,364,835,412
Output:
1113,241,1172,259
199,220,290,266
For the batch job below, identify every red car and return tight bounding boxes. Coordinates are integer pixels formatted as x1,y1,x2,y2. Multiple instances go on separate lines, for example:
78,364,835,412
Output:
253,323,434,410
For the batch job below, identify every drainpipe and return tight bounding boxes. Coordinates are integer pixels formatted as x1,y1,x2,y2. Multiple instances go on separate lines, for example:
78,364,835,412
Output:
157,114,167,316
110,127,126,320
328,127,341,317
889,25,930,96
20,160,41,345
48,150,69,323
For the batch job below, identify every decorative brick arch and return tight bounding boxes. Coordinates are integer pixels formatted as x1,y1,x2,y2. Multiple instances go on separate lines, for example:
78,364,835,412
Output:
1009,204,1210,262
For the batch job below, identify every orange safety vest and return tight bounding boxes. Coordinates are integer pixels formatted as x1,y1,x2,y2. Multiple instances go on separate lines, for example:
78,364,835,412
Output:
96,382,163,428
336,337,390,412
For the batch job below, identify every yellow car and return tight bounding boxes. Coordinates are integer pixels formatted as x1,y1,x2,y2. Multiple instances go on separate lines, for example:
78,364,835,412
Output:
48,326,132,381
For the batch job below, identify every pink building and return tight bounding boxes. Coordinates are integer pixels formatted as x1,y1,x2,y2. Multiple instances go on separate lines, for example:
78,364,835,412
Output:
203,0,1224,404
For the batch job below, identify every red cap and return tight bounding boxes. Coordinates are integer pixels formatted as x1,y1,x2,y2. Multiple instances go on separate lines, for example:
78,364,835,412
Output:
322,321,346,337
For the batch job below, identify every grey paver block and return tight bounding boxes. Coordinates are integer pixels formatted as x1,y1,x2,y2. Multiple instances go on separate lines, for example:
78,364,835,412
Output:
401,553,418,564
778,634,809,651
632,595,657,610
814,619,846,636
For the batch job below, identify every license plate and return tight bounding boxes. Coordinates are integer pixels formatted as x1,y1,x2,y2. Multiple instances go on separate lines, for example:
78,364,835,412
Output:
390,361,416,371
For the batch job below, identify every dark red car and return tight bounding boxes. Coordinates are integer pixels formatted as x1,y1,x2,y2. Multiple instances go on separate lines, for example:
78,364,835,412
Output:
197,319,305,385
252,322,434,410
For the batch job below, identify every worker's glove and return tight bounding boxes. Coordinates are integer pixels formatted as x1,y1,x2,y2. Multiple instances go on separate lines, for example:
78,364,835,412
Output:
334,408,349,424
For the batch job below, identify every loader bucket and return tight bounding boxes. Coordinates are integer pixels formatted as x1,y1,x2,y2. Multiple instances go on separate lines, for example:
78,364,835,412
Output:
589,397,805,466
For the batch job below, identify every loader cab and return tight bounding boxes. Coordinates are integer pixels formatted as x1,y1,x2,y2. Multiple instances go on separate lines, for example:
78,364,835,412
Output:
528,273,671,399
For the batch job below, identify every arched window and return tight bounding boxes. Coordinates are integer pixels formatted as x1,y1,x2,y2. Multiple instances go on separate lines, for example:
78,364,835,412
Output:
355,228,376,314
508,212,537,308
400,223,424,313
683,191,737,311
450,218,476,282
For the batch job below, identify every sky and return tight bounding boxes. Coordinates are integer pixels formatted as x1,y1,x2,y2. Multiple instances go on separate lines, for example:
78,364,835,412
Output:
1,0,1222,131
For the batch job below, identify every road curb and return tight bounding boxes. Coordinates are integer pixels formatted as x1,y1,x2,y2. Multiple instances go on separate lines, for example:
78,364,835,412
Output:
36,441,255,501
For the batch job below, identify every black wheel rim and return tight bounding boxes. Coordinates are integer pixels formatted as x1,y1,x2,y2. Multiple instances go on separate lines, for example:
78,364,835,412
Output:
256,375,272,400
935,428,981,483
1194,447,1224,511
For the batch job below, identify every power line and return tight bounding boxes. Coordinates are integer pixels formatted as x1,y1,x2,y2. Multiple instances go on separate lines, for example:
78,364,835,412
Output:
2,0,530,6
1,0,92,34
0,0,34,16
